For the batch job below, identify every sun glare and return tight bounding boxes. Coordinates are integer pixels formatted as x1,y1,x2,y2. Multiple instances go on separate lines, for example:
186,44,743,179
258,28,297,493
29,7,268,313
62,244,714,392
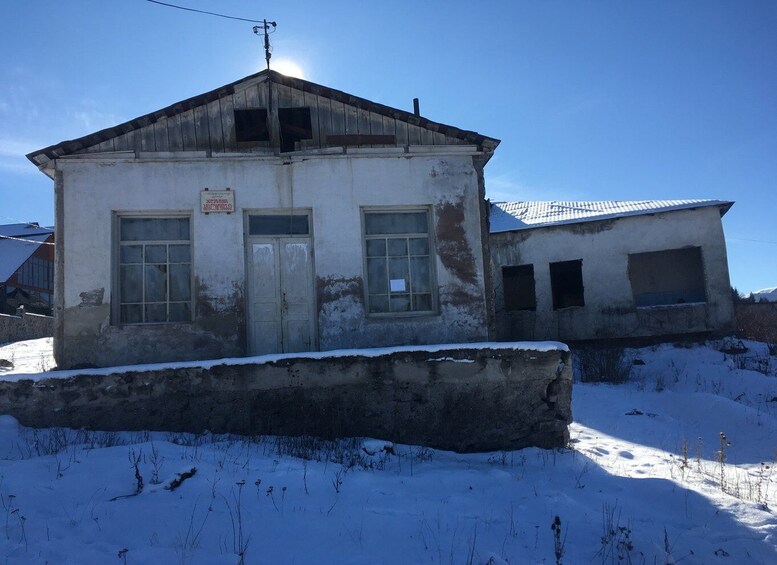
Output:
271,59,306,79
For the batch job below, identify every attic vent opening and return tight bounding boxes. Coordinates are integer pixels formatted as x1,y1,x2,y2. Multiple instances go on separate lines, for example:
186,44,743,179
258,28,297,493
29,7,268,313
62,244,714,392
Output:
278,107,312,153
234,109,269,143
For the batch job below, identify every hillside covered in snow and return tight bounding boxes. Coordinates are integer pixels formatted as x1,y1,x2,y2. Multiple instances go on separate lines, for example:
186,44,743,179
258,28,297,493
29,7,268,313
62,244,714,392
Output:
0,338,775,563
751,287,777,303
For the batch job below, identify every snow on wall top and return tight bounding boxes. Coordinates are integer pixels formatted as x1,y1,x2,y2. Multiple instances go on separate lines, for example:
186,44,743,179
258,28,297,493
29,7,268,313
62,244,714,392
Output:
0,224,54,282
1,341,569,382
489,200,733,233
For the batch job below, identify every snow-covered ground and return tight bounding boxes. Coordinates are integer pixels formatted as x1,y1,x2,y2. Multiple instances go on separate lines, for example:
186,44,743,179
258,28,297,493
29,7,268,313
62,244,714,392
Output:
0,338,775,563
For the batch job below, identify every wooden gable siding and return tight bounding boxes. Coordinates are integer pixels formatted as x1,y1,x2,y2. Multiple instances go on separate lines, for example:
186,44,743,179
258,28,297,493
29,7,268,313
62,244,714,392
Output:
30,70,498,168
71,77,471,157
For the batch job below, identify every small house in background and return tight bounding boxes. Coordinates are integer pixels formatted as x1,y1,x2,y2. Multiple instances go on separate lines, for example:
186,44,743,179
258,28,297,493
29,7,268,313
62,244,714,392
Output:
489,200,735,342
27,70,499,369
0,223,55,316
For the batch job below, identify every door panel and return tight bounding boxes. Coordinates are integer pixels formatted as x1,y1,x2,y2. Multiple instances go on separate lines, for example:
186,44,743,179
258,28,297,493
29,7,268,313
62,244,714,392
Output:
250,243,281,355
281,241,313,352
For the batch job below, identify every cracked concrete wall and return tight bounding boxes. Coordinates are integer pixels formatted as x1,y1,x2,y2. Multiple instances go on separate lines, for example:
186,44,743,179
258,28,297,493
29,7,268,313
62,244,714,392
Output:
0,346,571,452
55,150,489,368
490,206,735,341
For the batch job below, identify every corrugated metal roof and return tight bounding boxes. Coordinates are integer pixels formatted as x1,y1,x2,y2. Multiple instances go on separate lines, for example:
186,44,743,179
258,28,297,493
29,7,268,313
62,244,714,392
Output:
0,224,54,282
489,200,734,233
0,223,53,238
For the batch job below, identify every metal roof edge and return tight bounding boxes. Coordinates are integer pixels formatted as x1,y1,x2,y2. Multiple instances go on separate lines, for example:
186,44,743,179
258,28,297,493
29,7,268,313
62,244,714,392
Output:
489,200,735,234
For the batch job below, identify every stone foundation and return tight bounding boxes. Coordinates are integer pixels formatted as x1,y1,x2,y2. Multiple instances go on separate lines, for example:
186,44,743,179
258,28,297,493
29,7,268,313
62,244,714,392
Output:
0,310,53,345
0,344,571,453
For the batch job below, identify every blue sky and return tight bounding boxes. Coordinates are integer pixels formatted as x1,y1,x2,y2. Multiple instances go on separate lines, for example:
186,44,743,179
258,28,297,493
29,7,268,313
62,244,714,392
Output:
1,1,775,293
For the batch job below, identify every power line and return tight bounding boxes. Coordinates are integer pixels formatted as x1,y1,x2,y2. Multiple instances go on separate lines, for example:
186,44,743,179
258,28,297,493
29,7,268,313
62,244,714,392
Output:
728,237,777,246
0,213,51,226
145,0,263,23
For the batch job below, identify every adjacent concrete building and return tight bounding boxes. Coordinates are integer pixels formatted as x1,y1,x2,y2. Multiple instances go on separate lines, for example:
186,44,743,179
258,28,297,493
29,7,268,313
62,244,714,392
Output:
0,223,55,316
27,70,499,369
489,200,735,342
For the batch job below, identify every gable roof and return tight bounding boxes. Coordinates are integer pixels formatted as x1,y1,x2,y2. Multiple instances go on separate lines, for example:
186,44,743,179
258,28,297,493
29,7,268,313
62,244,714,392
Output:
0,224,54,282
490,200,734,234
27,70,500,170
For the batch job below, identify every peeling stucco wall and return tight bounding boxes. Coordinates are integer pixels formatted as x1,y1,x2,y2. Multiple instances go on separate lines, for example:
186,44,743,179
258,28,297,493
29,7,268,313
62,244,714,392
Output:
490,207,735,342
55,149,490,368
0,346,571,452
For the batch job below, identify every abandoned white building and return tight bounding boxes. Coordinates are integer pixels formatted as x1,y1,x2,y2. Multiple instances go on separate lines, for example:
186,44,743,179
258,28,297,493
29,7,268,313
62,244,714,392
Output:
26,70,499,369
489,200,735,342
25,69,738,369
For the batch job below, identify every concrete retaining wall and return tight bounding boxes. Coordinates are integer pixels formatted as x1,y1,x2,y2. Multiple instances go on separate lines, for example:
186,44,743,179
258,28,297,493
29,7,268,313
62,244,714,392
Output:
0,345,571,453
0,310,53,345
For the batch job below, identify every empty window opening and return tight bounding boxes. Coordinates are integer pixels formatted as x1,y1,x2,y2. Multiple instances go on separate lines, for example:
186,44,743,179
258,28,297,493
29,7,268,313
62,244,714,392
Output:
549,259,584,310
628,247,706,307
234,109,269,143
248,214,310,236
502,265,536,311
278,107,312,152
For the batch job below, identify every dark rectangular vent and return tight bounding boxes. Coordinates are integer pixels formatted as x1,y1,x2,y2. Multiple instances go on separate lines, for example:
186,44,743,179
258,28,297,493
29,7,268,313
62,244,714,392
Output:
279,107,312,153
234,109,269,143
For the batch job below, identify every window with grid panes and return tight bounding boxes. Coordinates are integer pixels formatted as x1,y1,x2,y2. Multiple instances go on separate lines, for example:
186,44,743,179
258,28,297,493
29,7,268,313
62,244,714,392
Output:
118,217,192,323
364,210,434,314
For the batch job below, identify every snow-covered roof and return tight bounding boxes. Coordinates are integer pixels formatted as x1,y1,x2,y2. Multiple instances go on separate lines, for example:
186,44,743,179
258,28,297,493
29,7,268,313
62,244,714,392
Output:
489,200,733,233
0,224,54,282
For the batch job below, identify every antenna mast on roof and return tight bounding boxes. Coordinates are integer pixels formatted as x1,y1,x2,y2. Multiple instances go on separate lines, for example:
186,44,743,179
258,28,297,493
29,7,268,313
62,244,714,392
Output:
253,20,277,70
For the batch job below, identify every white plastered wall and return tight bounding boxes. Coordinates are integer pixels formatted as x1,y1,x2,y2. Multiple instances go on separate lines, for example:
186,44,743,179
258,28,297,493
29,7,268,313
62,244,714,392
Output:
56,149,489,367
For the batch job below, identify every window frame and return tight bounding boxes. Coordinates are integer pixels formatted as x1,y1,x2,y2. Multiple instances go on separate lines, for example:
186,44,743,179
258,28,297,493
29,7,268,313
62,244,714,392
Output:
246,209,312,237
361,206,438,318
17,256,54,292
112,212,194,326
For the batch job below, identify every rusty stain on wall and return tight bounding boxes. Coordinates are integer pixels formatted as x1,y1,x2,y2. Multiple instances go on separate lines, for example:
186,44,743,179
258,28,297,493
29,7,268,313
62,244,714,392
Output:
78,288,104,307
435,198,477,286
316,276,365,309
315,275,366,348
